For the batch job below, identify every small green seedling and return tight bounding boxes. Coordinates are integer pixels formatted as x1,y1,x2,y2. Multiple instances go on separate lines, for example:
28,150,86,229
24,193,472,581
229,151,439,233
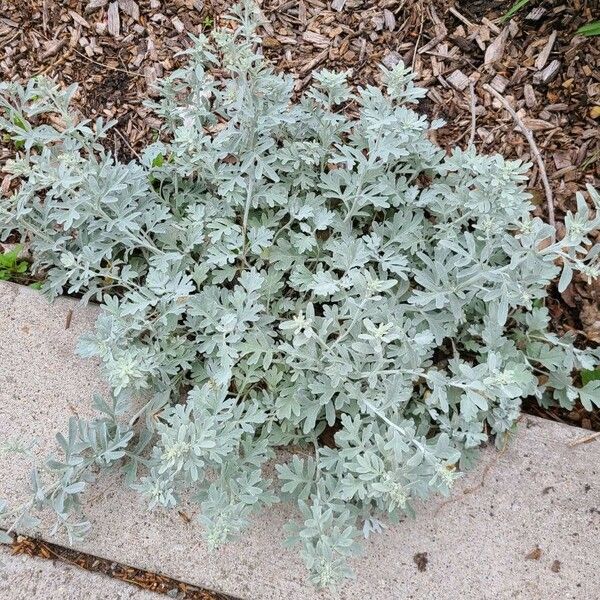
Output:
576,21,600,37
0,245,29,282
501,0,530,22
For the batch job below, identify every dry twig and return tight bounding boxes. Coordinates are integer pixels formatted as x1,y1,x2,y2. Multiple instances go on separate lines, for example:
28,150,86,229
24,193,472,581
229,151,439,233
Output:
114,127,141,160
567,431,600,448
71,48,144,78
483,83,555,229
468,82,476,148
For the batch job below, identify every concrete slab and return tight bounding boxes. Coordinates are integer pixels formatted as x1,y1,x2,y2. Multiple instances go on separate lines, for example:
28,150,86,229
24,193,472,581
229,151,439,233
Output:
1,281,599,600
0,546,159,599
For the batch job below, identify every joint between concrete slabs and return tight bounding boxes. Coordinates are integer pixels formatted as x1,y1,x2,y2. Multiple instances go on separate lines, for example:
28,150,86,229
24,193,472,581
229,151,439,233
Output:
0,544,161,600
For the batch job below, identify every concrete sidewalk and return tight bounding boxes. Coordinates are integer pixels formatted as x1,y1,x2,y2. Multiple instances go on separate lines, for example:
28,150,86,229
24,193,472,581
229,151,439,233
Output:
0,281,599,600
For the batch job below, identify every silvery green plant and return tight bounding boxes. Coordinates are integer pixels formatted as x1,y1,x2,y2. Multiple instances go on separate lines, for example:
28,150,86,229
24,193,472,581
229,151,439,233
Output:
1,3,599,586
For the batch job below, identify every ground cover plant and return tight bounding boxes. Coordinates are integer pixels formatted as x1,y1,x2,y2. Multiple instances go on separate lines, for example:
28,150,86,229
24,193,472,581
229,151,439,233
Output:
1,3,599,588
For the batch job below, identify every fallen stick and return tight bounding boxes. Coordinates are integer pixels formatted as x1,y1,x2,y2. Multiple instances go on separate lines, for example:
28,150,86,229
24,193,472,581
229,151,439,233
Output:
567,430,600,448
468,82,477,148
483,83,556,229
